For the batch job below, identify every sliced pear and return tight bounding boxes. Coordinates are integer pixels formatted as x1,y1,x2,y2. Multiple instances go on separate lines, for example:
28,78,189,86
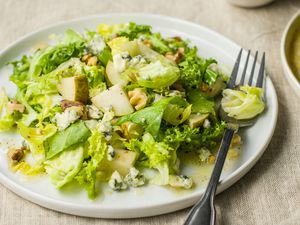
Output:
57,75,89,104
188,113,209,128
106,60,128,86
99,149,137,176
91,84,134,116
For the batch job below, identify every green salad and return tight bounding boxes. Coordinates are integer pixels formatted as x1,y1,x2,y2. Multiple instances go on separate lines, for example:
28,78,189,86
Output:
0,22,264,199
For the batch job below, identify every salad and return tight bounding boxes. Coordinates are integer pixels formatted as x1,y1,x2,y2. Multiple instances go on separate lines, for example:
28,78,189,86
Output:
0,22,265,199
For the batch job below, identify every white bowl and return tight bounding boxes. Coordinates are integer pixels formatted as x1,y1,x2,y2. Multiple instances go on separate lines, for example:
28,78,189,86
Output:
226,0,274,8
281,10,300,97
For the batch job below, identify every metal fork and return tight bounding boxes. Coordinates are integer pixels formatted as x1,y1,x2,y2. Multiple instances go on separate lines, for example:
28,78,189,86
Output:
183,49,266,225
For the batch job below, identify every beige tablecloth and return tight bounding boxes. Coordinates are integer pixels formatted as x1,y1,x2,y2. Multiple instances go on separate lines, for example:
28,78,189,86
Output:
0,0,299,224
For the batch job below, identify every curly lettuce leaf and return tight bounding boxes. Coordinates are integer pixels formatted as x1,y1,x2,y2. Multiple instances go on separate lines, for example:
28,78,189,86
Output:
75,129,107,199
44,145,84,188
28,29,85,79
45,120,91,159
221,85,265,120
127,133,176,185
179,47,217,89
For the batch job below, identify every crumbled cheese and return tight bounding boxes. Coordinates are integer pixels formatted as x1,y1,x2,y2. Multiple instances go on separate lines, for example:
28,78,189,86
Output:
203,119,211,128
87,105,103,119
124,167,145,187
97,106,114,140
113,52,131,73
108,171,128,191
128,55,146,67
107,145,115,161
88,34,106,55
84,120,98,130
169,175,193,189
98,121,113,141
53,107,81,130
197,147,212,163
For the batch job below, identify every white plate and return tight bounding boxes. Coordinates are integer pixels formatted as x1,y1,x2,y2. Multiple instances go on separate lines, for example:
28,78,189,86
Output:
0,14,278,218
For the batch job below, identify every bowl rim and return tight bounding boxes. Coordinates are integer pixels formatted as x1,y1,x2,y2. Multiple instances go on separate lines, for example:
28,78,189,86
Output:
280,10,300,95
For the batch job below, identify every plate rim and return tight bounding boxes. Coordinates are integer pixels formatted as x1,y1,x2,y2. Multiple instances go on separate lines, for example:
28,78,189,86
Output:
0,13,278,218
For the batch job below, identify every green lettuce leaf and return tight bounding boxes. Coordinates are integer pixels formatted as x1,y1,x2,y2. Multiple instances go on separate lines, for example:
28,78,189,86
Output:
28,29,85,79
117,96,185,138
179,47,216,89
221,85,265,119
45,120,91,159
18,122,57,162
44,145,84,188
187,89,215,114
75,129,107,199
132,56,180,89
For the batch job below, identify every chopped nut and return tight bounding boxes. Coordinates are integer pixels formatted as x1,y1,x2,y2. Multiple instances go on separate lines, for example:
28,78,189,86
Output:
208,155,216,164
81,54,92,62
60,99,84,111
7,147,25,162
60,100,87,119
171,81,185,92
143,39,152,48
7,100,25,114
172,36,182,42
165,48,184,64
199,82,210,92
87,56,98,66
128,88,148,110
230,134,242,148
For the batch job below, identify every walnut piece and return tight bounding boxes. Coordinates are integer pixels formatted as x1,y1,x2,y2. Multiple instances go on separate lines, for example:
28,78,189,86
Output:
81,54,98,66
128,88,148,110
60,100,87,119
165,47,184,64
7,147,25,162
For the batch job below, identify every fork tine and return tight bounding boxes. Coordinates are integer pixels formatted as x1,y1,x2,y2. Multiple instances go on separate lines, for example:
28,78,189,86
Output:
239,50,250,86
228,48,243,89
248,51,258,86
256,52,265,88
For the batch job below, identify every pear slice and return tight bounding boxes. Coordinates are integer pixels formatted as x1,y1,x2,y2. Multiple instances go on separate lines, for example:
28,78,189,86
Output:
106,60,128,86
57,75,89,104
91,84,134,116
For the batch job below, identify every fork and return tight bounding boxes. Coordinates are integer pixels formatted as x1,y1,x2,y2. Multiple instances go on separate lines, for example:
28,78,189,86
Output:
183,49,266,225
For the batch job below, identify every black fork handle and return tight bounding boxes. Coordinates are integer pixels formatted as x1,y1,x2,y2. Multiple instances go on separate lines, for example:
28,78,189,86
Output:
183,128,235,225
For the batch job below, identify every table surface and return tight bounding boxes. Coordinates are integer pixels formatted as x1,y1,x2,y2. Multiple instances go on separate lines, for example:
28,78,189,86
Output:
0,0,299,224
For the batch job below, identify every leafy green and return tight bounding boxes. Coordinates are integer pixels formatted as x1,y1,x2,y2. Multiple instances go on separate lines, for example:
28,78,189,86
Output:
8,55,30,88
45,120,91,159
28,29,85,79
187,89,215,114
163,104,192,126
118,22,151,40
44,145,84,188
221,85,265,119
179,47,216,89
97,46,112,66
75,129,107,199
147,33,171,54
117,96,185,138
18,122,57,162
127,133,176,185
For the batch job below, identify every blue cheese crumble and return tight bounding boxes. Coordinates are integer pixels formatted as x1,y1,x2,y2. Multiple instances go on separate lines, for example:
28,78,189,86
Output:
108,171,127,191
53,107,81,130
124,167,145,187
